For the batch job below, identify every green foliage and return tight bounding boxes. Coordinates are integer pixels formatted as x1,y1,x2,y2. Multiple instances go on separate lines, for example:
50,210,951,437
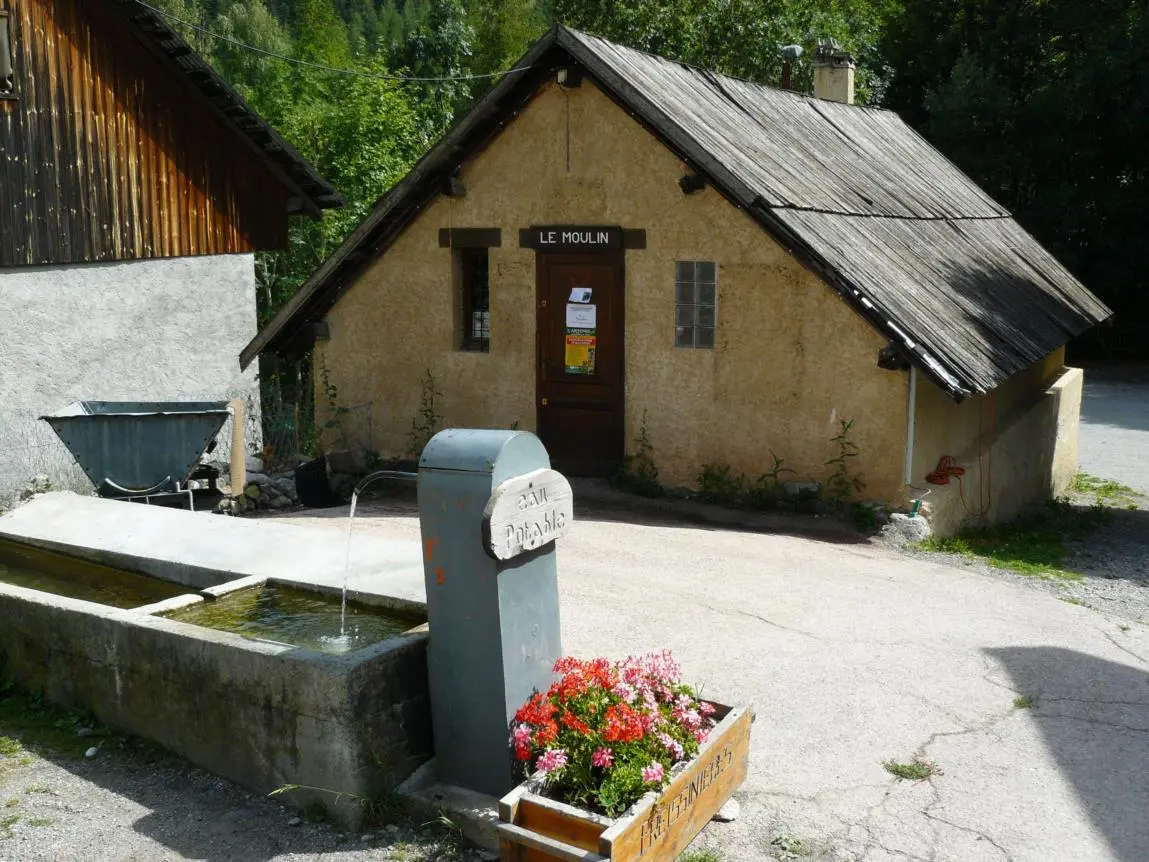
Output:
408,368,443,457
318,364,351,450
882,0,1149,359
823,419,864,504
916,499,1109,580
614,410,663,498
1013,694,1035,709
698,452,810,512
883,757,941,781
679,851,723,862
1070,473,1140,509
549,0,898,103
770,834,812,859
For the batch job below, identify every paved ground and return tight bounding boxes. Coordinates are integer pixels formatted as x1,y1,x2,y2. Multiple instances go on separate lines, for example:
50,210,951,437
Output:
1079,364,1149,494
263,496,1149,862
2,368,1147,862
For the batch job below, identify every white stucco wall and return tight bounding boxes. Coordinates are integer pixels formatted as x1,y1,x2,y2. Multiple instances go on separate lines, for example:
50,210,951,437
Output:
0,254,260,501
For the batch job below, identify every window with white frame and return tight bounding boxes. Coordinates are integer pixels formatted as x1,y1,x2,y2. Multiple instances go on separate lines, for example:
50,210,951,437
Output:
674,261,716,348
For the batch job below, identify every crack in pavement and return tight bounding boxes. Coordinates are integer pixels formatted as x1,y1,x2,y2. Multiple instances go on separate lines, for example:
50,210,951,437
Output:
1035,712,1149,734
1098,627,1149,666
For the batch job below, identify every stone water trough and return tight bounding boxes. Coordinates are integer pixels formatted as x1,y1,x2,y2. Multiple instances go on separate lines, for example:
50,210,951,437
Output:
0,493,432,825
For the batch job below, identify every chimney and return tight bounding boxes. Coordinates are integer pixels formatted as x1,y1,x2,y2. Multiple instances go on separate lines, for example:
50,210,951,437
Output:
813,39,856,104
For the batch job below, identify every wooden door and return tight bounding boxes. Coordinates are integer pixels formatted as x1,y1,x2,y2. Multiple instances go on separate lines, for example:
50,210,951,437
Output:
536,252,625,476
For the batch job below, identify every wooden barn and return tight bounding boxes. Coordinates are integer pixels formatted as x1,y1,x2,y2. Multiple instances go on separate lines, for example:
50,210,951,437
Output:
244,26,1110,535
0,0,340,499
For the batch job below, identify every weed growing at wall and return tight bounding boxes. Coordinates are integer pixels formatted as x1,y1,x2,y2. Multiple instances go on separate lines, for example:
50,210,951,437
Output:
824,419,865,504
408,368,443,458
697,452,805,511
318,364,352,454
613,411,662,497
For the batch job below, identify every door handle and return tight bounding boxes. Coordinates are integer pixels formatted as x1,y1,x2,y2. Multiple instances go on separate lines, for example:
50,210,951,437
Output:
541,397,549,407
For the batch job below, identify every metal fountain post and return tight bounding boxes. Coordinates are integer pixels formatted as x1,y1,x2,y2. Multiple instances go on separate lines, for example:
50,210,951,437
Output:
417,429,571,797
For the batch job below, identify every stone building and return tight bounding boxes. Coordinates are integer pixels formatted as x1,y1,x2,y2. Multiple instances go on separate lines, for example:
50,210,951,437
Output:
245,27,1109,535
0,0,339,500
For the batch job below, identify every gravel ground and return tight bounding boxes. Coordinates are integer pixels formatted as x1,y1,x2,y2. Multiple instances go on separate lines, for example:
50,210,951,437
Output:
0,735,479,862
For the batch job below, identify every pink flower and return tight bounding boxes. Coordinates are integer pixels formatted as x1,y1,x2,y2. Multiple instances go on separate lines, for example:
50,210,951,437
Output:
694,728,710,744
592,747,614,768
612,682,637,702
641,762,665,784
536,748,568,774
658,732,685,761
698,701,716,717
512,724,532,746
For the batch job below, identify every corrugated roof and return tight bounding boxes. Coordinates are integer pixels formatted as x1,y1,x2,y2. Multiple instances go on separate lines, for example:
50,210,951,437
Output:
242,26,1110,397
113,0,342,216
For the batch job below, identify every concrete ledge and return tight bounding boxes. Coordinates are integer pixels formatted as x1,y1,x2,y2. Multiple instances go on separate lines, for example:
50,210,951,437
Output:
398,759,501,851
0,492,427,604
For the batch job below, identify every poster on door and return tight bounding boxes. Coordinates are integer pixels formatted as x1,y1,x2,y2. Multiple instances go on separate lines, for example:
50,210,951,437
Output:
565,300,597,375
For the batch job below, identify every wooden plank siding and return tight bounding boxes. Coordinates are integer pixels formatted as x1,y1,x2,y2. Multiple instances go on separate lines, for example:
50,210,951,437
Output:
0,0,289,267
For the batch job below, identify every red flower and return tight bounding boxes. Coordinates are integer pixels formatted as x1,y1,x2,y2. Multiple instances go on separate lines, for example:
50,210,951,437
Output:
561,711,591,735
602,703,645,744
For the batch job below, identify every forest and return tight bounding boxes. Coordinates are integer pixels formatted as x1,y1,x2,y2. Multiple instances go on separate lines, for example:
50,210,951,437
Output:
153,0,1148,368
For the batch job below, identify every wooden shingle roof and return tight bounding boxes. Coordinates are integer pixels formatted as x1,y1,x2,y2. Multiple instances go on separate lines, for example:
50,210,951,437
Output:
243,26,1109,397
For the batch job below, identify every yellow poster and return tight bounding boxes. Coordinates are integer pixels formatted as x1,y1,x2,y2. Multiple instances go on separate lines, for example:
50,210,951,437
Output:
565,332,596,375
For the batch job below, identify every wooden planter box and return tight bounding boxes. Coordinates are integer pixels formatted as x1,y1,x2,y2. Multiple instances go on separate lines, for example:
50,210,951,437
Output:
498,703,752,862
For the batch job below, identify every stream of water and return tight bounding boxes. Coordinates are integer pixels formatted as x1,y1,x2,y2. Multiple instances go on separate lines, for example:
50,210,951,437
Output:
339,470,419,637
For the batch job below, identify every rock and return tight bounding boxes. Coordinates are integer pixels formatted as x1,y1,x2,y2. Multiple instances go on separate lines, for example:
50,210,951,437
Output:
287,817,303,827
76,727,92,738
84,746,98,758
712,798,740,822
272,477,298,501
326,449,366,476
245,472,273,486
783,481,821,497
268,495,294,510
360,834,374,842
244,483,262,501
476,851,499,861
385,824,401,834
881,512,932,547
245,455,264,474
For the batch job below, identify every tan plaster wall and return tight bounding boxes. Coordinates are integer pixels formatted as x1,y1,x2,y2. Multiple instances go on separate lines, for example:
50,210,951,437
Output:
911,348,1081,536
318,79,908,499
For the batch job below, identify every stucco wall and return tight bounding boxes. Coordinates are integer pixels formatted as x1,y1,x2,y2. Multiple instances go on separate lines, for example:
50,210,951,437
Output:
911,349,1081,535
0,255,260,500
318,79,909,498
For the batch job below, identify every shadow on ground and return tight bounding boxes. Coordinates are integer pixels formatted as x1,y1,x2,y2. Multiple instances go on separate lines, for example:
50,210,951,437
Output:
987,646,1149,862
255,482,870,546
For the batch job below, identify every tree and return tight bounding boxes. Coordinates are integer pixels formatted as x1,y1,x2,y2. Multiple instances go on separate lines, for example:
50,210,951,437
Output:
548,0,897,103
882,0,1149,357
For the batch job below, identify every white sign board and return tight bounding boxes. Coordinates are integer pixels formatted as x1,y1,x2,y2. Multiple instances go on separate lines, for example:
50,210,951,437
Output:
482,468,574,561
565,303,597,329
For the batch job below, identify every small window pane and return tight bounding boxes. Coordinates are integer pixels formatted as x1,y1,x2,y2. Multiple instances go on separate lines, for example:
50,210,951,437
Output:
676,261,695,282
675,305,695,326
696,261,716,283
676,282,695,304
697,305,715,327
697,327,715,348
675,326,695,347
697,283,716,305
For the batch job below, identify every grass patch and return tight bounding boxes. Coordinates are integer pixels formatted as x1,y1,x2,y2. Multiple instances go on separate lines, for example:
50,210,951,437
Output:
1060,596,1086,607
679,851,723,862
0,813,19,836
915,499,1108,580
1071,473,1140,509
1013,695,1036,709
0,688,109,760
770,833,811,858
883,757,942,781
26,816,53,827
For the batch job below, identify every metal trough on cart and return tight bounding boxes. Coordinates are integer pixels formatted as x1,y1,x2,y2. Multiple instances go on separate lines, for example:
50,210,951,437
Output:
42,401,231,510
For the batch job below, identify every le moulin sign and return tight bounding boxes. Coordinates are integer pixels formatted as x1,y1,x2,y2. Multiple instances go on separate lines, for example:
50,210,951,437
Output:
482,468,573,560
521,225,623,252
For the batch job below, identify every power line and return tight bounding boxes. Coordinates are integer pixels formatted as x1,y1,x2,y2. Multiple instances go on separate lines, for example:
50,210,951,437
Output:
134,0,535,83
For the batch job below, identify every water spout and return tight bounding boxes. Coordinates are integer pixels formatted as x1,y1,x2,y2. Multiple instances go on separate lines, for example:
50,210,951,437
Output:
340,470,418,635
